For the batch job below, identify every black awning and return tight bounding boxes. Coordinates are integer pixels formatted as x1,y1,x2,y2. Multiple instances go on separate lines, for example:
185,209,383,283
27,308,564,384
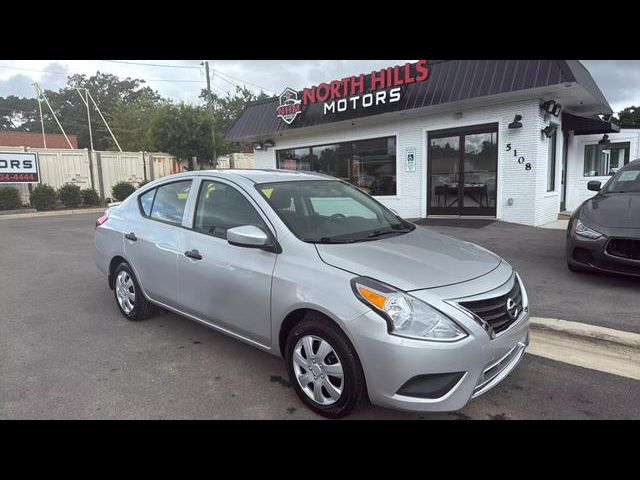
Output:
562,112,620,135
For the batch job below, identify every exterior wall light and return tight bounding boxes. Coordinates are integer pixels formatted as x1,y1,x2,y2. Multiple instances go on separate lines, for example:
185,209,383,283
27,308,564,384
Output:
541,124,558,138
508,114,523,129
541,100,562,117
598,134,611,145
253,142,263,150
263,140,275,149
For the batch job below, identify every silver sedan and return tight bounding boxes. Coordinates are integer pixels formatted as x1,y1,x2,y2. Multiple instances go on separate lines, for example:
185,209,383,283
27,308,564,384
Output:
95,169,529,418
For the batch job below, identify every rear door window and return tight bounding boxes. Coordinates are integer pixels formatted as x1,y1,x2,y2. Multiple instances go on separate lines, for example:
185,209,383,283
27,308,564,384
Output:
139,188,156,216
148,181,192,225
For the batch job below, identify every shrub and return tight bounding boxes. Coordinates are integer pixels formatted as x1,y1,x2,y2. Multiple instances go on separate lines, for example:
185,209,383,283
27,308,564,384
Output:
0,186,22,210
111,181,136,201
81,188,101,206
30,184,57,211
58,184,82,208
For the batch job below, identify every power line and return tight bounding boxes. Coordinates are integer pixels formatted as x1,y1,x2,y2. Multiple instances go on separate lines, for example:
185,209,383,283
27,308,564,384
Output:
0,63,204,83
0,64,68,75
1,62,275,94
212,68,276,94
102,59,276,93
100,60,201,69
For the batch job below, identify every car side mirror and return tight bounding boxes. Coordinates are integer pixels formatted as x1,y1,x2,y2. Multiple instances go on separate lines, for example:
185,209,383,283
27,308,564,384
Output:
227,225,270,249
587,180,601,192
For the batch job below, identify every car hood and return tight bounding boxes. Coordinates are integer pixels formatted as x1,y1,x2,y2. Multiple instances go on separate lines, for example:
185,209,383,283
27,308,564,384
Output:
582,193,640,229
314,226,502,291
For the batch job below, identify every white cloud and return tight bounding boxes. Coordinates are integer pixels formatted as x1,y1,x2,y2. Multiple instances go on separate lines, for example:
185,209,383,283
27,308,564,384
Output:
1,60,638,116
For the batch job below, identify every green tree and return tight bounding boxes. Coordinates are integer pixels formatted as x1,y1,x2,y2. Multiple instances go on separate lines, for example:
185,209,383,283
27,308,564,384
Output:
147,102,213,166
0,72,163,151
0,95,40,131
200,85,271,156
46,72,163,150
614,106,640,126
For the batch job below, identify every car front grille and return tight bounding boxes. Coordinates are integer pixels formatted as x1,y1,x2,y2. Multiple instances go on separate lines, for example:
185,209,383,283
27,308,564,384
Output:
606,238,640,261
458,278,523,335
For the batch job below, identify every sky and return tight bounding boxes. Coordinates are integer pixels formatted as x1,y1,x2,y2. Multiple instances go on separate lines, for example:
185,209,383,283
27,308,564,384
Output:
0,60,639,115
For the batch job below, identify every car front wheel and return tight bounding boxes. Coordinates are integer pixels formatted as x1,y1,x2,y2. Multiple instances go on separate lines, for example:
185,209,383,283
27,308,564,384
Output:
285,313,366,418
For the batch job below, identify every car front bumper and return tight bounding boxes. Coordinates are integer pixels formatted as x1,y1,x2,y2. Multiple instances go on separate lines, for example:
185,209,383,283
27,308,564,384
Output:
566,228,640,277
348,304,529,413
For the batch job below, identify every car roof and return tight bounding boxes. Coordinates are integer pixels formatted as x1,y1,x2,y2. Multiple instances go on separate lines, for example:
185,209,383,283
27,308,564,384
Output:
170,169,334,184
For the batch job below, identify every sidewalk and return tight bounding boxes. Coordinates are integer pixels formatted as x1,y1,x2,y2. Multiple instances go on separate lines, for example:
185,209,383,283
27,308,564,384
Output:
0,207,105,220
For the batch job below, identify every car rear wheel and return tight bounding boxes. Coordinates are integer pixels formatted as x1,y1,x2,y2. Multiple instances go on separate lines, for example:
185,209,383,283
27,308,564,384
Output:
113,262,152,321
285,312,366,418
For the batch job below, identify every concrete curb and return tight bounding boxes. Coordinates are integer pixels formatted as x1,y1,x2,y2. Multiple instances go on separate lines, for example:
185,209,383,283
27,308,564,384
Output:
0,208,105,220
530,317,640,350
0,208,37,215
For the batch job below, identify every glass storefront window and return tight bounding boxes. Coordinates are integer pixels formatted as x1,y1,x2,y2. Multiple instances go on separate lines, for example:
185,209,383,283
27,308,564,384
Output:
583,142,630,177
276,136,397,196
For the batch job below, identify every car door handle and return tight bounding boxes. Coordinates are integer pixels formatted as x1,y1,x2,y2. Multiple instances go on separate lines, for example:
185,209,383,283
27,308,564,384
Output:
125,232,137,241
184,249,203,260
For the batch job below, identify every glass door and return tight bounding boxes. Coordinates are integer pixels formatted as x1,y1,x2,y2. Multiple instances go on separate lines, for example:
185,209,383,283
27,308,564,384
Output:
428,136,461,215
428,124,498,217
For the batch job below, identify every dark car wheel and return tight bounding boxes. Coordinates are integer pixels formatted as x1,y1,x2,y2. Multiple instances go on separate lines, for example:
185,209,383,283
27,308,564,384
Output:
113,262,152,321
285,312,366,418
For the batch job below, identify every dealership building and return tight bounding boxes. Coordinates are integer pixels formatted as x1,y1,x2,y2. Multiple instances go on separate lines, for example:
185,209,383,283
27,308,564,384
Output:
225,60,631,226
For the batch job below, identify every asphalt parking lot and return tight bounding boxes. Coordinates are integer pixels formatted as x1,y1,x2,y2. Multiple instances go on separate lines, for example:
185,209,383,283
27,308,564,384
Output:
1,213,639,419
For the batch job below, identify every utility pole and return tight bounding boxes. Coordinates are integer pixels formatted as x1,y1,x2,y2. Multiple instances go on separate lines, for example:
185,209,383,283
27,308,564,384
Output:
202,61,216,169
76,88,94,151
34,83,47,148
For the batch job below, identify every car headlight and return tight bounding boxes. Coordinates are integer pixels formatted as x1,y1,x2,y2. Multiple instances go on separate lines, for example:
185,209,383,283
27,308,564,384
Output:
574,218,602,239
351,277,467,342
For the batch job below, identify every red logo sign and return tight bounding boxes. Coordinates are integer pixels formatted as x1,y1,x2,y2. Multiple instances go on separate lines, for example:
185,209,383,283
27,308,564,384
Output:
276,87,303,125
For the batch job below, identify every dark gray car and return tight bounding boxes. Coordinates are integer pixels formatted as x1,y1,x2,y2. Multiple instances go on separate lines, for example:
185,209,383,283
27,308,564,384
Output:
567,159,640,277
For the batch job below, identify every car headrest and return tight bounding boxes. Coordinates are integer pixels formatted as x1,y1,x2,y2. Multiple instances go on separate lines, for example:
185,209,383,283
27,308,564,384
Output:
269,187,294,210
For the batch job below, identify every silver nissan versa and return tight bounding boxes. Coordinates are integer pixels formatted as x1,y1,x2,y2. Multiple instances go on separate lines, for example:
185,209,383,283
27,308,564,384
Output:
95,169,529,418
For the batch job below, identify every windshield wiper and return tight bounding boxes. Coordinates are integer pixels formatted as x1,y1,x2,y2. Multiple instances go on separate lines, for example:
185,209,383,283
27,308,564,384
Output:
305,237,358,244
365,227,413,238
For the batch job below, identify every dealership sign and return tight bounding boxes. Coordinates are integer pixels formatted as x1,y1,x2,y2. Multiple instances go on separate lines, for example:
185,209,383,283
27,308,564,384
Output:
275,60,430,124
0,151,40,183
276,87,303,124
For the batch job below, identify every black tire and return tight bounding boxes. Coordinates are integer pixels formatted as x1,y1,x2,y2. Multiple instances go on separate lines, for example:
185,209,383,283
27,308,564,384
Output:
113,262,152,321
285,312,366,418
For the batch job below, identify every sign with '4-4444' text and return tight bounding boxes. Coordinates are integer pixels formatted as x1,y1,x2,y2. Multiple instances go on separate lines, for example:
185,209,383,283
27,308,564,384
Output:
276,60,430,124
0,151,40,183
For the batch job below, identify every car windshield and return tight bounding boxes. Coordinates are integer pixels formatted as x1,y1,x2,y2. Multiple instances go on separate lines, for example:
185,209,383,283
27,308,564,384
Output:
604,163,640,193
257,180,414,243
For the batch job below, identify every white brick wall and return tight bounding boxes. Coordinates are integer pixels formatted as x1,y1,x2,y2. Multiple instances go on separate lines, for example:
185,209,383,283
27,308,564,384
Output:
252,98,562,226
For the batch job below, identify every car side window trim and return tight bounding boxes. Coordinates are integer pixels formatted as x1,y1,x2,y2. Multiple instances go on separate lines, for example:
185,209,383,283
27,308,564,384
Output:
136,178,194,227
